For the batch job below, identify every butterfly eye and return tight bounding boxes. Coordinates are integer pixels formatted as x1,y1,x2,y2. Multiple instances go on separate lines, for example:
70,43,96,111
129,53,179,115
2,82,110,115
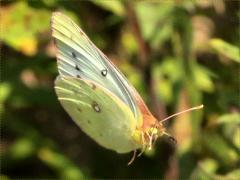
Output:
168,136,177,144
101,69,107,76
92,101,101,112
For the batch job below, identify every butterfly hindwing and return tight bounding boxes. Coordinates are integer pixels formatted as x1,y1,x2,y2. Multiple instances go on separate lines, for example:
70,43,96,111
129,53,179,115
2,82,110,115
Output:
55,76,140,153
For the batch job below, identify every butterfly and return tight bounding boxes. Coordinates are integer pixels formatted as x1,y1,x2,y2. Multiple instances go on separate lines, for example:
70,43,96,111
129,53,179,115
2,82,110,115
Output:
51,12,203,164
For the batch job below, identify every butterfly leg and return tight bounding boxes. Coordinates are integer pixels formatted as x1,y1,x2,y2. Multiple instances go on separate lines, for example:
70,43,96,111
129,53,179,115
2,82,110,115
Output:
146,131,153,150
137,131,147,157
127,149,137,166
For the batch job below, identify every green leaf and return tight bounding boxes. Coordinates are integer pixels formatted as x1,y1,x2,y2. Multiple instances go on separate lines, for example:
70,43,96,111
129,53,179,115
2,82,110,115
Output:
136,1,174,45
193,65,215,92
210,39,240,63
152,57,182,104
8,138,36,160
203,131,239,166
217,113,240,149
0,1,50,55
225,169,240,179
190,158,218,180
217,113,240,124
0,83,11,104
0,175,9,180
38,148,86,179
91,0,125,16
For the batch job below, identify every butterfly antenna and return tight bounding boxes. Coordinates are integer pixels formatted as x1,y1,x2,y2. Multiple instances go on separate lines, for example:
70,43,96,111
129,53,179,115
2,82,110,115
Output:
137,147,146,157
160,104,204,123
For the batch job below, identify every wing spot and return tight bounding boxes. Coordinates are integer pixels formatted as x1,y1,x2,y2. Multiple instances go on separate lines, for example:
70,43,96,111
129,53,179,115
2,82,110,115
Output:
77,107,82,112
72,52,76,58
101,69,107,77
92,83,96,90
76,75,81,78
92,101,101,113
75,65,80,71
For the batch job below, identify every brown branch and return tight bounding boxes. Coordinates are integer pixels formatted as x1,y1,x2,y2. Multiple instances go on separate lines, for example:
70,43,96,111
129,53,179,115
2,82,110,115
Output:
125,2,149,68
125,2,166,120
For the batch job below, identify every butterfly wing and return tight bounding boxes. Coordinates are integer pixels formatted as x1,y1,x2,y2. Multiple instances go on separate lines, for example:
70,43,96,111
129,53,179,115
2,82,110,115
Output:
51,12,142,122
55,76,140,153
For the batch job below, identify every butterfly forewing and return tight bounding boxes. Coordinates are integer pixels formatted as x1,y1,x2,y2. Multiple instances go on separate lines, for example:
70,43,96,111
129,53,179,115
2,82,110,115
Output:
51,12,141,121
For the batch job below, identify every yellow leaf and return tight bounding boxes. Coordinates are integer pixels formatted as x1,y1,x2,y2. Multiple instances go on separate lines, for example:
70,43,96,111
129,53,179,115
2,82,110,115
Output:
19,37,37,56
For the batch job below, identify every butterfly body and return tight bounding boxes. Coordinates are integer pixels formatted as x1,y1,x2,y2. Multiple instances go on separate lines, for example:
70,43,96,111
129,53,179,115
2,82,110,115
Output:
52,12,165,153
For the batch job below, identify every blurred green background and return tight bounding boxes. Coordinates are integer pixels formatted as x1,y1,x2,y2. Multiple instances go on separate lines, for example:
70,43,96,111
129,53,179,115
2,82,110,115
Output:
1,0,239,179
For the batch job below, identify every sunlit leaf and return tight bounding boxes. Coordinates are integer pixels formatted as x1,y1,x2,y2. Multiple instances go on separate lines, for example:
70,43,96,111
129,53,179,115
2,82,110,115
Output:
0,83,11,104
0,175,9,180
217,113,240,149
152,58,182,104
203,131,239,166
91,0,125,16
0,1,50,55
38,148,86,179
225,169,240,179
190,158,218,180
136,1,174,46
193,65,215,92
217,113,240,124
42,0,58,7
210,38,240,63
121,31,138,55
8,138,36,160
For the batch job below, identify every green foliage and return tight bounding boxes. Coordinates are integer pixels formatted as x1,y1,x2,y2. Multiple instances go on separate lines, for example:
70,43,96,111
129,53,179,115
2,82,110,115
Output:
0,1,50,56
91,0,125,17
1,0,239,179
210,38,240,63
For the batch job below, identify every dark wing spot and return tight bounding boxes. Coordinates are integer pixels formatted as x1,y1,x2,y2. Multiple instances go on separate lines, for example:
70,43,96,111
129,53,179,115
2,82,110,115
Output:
72,52,76,58
92,83,96,90
75,65,80,71
92,101,101,112
76,75,81,78
101,69,107,76
77,107,82,112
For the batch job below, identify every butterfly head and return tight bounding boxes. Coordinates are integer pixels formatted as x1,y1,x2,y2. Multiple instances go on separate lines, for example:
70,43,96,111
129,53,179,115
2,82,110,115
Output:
142,120,173,150
133,104,204,151
133,119,168,151
128,118,175,165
